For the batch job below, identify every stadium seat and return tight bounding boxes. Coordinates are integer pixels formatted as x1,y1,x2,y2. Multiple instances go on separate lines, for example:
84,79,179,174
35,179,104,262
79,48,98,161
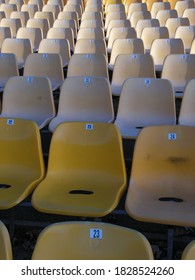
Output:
109,38,144,70
28,0,43,11
1,76,55,129
150,38,184,72
135,18,160,38
38,38,70,68
181,240,195,260
26,18,49,38
0,3,17,19
21,4,39,19
107,26,137,53
0,53,19,92
53,18,77,39
105,11,126,30
0,18,22,38
49,76,114,132
42,4,61,20
161,54,195,98
80,19,103,28
114,78,176,138
165,17,190,38
175,25,195,54
156,9,178,27
74,39,107,57
16,27,43,52
141,26,169,53
32,122,127,217
47,0,64,10
32,221,154,260
111,53,155,96
47,27,74,52
77,27,104,40
1,38,32,69
34,11,54,27
24,53,64,91
175,0,195,17
67,53,108,79
0,118,45,210
182,8,195,25
0,221,12,260
125,125,195,227
127,2,147,18
151,1,171,18
57,11,79,29
178,79,195,126
10,11,30,27
129,10,151,29
106,19,131,40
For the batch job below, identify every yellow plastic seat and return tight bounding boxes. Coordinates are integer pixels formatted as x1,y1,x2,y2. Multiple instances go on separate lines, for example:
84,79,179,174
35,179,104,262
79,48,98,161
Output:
53,18,77,39
150,38,184,72
109,38,144,70
175,25,195,54
67,53,108,79
1,38,32,69
165,17,190,38
125,124,195,227
74,38,107,57
32,221,153,260
49,76,114,132
0,53,19,92
77,27,104,40
80,19,104,28
178,79,195,126
114,77,176,138
84,4,103,13
9,0,23,11
16,27,43,52
105,3,126,14
47,0,64,10
156,9,178,27
181,240,195,260
28,0,43,10
63,3,82,19
81,11,103,22
141,26,169,53
107,26,137,53
38,38,70,68
0,118,45,209
145,0,162,11
32,122,126,217
24,53,64,91
111,53,155,96
1,76,55,129
57,11,79,29
0,221,12,260
161,54,195,98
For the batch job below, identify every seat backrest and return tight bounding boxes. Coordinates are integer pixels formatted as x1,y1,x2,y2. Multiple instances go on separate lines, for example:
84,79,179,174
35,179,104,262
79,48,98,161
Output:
34,11,54,27
21,4,39,19
48,76,114,132
26,18,49,38
175,25,195,53
106,19,131,39
114,77,176,138
32,221,154,260
1,76,55,129
150,38,184,72
42,4,61,20
165,17,190,38
80,19,103,28
67,53,108,78
10,11,30,27
141,26,169,53
109,38,144,70
1,38,32,69
129,10,151,28
23,53,64,91
47,27,74,51
16,27,43,52
135,18,160,38
183,8,195,26
0,27,11,49
38,38,70,67
161,54,195,96
0,3,17,18
127,2,147,18
0,53,19,91
175,0,195,17
111,53,155,96
74,38,107,57
57,11,79,28
156,9,178,26
77,27,104,40
105,11,127,30
53,18,77,39
0,221,12,260
125,125,195,227
151,1,171,18
0,18,22,37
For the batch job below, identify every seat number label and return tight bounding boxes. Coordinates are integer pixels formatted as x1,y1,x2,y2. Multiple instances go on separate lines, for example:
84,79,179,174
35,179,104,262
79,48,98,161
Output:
90,229,103,239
